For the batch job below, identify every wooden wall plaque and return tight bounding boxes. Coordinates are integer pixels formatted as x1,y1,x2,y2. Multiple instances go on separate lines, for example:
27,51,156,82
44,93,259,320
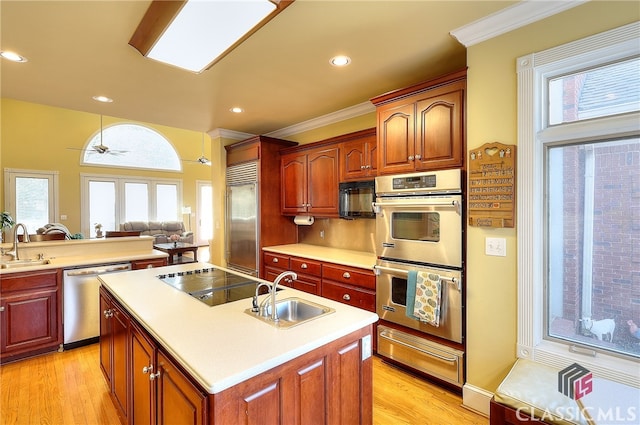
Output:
468,142,516,228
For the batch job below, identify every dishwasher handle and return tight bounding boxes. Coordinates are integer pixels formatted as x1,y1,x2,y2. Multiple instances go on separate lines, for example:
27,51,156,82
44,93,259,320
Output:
65,264,131,277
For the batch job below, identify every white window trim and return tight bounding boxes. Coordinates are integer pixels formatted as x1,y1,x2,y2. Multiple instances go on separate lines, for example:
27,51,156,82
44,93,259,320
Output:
517,22,640,387
80,173,183,236
3,167,60,225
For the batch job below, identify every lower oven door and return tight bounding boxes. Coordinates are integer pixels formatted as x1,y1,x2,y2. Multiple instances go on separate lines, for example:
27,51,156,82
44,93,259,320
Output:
375,259,463,343
377,324,464,387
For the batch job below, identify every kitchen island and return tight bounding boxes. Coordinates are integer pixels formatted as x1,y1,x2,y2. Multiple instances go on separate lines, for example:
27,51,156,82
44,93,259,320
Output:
98,262,378,424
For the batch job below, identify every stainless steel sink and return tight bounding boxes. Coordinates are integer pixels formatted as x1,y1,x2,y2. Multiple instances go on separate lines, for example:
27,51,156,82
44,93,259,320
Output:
245,297,335,328
0,259,51,269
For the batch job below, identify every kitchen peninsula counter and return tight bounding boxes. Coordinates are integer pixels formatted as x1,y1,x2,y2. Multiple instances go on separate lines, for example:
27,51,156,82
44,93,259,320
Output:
263,243,376,270
98,262,378,395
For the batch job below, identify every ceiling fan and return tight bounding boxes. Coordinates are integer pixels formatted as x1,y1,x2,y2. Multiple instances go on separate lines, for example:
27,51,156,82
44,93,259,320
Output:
183,133,211,166
67,115,128,156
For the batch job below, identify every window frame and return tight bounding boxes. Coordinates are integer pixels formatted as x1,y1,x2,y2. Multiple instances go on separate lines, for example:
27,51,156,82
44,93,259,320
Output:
80,173,183,236
3,168,60,235
516,22,640,386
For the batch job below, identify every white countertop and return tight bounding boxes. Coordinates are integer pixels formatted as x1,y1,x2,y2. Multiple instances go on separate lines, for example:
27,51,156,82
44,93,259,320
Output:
0,237,167,274
98,262,378,394
263,243,377,270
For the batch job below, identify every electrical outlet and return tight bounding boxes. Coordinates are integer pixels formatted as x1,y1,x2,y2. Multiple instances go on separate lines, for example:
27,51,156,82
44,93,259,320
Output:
486,237,506,256
320,230,325,239
60,214,68,220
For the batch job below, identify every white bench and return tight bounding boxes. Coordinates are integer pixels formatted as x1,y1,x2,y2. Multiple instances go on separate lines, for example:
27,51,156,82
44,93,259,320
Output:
490,358,639,425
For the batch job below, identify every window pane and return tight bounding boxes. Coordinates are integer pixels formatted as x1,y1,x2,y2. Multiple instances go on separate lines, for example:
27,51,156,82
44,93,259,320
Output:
546,137,640,358
548,57,640,125
156,184,178,221
83,123,182,171
89,181,116,233
125,182,149,221
15,176,49,232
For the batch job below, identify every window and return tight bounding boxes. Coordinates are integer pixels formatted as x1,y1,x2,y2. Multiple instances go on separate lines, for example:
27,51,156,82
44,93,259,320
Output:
81,174,182,237
3,169,59,236
82,123,182,172
517,22,639,386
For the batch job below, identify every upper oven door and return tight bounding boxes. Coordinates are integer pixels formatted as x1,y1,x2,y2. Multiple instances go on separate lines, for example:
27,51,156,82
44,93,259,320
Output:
374,194,462,267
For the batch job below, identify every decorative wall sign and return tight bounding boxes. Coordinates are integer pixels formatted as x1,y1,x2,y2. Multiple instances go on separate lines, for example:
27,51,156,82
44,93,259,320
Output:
468,142,516,228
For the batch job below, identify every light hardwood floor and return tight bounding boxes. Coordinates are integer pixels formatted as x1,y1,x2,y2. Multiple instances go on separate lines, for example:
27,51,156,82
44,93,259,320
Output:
1,344,489,425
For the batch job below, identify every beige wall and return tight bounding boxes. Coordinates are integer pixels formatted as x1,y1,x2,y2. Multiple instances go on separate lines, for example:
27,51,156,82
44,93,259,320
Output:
464,1,639,393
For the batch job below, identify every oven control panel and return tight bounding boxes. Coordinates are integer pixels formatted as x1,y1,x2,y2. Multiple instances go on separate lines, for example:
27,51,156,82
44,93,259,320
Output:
392,174,436,190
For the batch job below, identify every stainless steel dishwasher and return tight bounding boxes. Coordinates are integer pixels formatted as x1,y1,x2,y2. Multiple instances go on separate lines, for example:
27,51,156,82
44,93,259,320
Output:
63,262,131,349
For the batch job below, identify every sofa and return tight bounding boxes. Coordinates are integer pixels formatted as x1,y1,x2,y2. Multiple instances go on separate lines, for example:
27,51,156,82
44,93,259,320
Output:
120,221,194,245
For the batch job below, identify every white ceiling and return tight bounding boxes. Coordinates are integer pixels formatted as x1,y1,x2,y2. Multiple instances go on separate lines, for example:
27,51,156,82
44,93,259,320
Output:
1,0,517,136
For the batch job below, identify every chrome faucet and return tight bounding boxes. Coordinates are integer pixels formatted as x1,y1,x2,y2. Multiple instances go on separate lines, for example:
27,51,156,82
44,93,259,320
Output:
268,271,297,322
256,271,297,322
5,223,29,260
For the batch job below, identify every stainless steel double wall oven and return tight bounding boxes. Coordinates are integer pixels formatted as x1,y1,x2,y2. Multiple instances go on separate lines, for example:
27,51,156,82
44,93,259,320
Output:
373,169,465,388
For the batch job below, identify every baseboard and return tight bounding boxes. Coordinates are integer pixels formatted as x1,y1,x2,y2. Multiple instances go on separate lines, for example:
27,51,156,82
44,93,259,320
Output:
462,383,494,416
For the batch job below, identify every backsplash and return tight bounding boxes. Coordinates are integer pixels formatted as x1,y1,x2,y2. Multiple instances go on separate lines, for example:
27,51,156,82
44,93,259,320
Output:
297,218,375,253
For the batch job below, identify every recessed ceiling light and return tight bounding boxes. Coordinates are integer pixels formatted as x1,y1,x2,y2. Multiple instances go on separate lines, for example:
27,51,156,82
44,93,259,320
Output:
0,51,28,63
92,95,114,103
230,107,244,113
330,55,351,67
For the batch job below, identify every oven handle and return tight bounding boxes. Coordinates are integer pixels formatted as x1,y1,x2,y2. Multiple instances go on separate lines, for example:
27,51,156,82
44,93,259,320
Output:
373,265,461,291
379,330,458,364
372,199,460,214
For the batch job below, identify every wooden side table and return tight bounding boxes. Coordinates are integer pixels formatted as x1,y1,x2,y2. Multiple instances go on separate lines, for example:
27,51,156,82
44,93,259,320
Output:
153,242,198,265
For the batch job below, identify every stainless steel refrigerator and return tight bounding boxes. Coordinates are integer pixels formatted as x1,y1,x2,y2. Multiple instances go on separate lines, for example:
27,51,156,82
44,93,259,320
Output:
226,162,259,276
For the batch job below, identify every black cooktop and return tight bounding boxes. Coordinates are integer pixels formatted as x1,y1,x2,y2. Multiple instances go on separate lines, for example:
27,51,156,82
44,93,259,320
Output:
157,267,262,307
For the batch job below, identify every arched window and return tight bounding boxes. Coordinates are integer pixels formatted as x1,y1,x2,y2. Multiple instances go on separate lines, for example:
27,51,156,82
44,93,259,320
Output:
82,123,182,171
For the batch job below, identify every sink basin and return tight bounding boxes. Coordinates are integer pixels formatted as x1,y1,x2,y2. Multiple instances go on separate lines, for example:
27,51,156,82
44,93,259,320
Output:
245,297,335,328
0,259,51,269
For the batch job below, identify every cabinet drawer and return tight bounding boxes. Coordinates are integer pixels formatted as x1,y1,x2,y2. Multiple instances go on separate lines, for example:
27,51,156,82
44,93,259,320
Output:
321,280,375,312
293,274,321,295
290,257,322,277
322,264,375,290
264,267,292,288
264,252,290,269
0,269,59,293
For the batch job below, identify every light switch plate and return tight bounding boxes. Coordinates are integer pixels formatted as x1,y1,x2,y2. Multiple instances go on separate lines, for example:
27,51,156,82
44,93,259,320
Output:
486,237,507,256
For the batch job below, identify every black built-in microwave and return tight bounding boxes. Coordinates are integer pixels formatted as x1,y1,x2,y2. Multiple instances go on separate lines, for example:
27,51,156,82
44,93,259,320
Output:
339,180,375,219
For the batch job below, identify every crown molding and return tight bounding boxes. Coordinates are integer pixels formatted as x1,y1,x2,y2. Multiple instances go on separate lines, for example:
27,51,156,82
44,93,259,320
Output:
450,0,588,47
266,101,375,139
208,128,255,141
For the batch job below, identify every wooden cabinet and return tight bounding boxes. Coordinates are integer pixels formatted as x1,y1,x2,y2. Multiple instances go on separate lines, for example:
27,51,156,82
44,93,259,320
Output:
99,286,130,423
132,258,167,270
0,268,62,362
339,128,377,181
321,263,376,312
262,251,376,311
102,287,207,425
372,70,466,174
281,145,339,217
211,325,372,425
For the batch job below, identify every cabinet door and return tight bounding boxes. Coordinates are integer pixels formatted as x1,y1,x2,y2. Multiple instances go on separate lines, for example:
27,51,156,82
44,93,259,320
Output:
131,323,156,425
307,147,339,216
377,102,416,175
111,301,130,422
415,83,464,170
281,152,308,215
341,139,368,181
157,351,207,425
99,288,113,386
0,288,60,355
